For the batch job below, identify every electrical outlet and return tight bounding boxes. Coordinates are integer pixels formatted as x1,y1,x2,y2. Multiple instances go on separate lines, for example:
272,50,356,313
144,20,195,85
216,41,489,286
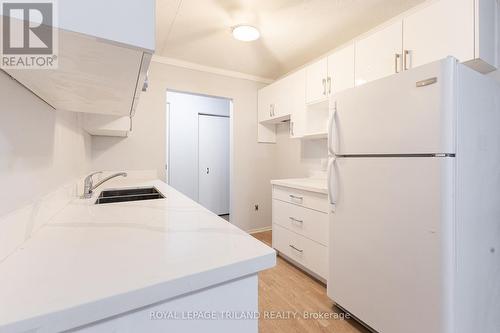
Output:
254,204,259,211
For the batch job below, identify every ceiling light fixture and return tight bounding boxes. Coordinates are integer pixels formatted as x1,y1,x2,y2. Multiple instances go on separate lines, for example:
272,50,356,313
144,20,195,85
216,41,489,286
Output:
232,25,260,42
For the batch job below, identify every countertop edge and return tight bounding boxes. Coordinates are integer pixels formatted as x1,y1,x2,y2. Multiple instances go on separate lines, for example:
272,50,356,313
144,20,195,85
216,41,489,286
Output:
270,179,328,194
1,251,276,333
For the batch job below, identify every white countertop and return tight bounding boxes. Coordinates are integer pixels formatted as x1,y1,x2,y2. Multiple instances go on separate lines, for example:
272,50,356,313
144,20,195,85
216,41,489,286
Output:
0,179,276,333
270,178,328,194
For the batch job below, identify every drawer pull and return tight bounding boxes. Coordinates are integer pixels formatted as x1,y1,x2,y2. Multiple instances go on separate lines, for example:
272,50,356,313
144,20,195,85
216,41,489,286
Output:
289,194,303,201
289,244,304,253
289,217,303,224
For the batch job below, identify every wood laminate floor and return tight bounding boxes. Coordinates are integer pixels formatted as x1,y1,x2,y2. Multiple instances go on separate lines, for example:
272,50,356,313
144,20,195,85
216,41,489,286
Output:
252,231,369,333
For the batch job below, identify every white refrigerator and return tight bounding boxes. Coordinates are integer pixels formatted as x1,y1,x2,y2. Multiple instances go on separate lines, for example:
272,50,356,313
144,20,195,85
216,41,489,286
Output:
326,57,500,333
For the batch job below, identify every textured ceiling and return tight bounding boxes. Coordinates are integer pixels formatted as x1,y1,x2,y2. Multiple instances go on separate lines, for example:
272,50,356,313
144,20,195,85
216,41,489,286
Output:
156,0,426,79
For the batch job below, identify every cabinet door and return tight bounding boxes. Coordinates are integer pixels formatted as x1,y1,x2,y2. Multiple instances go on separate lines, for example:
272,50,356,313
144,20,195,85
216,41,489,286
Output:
306,57,328,104
258,85,273,122
271,78,289,118
403,0,474,70
327,44,355,94
288,69,306,138
355,21,403,86
257,84,276,143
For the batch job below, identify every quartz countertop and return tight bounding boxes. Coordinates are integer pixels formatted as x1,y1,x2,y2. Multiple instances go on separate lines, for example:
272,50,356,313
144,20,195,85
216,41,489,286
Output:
0,179,276,333
270,178,328,194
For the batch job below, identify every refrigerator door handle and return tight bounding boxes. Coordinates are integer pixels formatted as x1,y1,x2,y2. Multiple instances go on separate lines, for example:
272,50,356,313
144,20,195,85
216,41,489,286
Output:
328,158,337,205
328,105,337,156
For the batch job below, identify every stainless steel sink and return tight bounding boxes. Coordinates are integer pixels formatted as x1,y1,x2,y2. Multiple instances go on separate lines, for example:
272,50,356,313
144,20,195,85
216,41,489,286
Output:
95,187,165,205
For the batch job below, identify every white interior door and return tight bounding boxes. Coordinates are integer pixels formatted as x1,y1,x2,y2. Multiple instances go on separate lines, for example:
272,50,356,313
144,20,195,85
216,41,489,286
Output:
328,156,454,333
198,114,230,215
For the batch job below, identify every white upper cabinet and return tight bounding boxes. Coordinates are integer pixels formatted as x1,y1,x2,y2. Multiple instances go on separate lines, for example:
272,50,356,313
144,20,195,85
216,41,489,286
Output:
403,0,473,70
327,44,355,94
257,69,306,142
356,0,498,86
258,83,274,123
1,0,154,117
258,79,291,124
355,21,403,86
258,0,499,143
404,0,498,73
288,69,307,139
306,57,328,104
305,46,355,104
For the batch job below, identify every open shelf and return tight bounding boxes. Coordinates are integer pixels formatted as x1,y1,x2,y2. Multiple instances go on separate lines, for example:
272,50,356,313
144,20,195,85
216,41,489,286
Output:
306,98,329,111
259,114,291,125
300,132,328,140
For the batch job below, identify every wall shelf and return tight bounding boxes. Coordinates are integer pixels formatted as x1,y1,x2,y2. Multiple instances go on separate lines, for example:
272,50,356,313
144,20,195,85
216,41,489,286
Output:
300,132,328,140
259,114,291,125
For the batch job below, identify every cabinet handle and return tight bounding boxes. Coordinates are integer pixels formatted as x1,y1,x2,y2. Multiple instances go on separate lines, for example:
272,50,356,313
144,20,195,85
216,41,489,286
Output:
322,78,327,95
394,53,401,73
327,76,332,95
404,50,411,71
289,194,303,202
289,244,304,253
289,217,303,224
269,104,272,117
290,121,294,136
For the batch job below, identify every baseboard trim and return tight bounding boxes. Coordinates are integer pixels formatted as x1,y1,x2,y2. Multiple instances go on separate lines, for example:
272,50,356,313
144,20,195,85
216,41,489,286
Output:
247,226,272,234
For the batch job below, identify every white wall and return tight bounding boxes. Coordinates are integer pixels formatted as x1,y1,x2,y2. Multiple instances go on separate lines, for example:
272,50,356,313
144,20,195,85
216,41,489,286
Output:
90,61,275,232
0,71,91,217
273,124,328,179
167,91,230,202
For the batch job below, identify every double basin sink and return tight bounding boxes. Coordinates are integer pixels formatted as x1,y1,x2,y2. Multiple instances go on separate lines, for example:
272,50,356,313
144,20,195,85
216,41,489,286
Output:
95,187,165,205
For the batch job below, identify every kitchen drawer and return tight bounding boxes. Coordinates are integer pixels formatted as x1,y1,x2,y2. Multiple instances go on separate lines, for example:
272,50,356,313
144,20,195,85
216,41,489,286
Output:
272,199,328,246
273,224,328,279
272,186,328,213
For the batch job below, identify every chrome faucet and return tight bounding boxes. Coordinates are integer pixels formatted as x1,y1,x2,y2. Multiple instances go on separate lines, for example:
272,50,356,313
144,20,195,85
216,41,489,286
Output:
83,171,128,199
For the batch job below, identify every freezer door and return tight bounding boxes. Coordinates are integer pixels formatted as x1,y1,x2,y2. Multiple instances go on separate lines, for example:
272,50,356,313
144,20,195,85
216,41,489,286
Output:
327,156,454,333
330,57,456,155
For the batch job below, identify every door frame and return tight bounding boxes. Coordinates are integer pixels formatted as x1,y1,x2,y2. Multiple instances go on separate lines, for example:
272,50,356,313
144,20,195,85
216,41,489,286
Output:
166,89,234,222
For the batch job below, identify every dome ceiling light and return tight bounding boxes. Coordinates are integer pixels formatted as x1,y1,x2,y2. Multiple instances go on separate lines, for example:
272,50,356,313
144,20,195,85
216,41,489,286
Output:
232,25,260,42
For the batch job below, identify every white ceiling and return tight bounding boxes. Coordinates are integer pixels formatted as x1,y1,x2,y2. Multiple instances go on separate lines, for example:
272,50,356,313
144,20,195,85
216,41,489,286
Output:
156,0,425,79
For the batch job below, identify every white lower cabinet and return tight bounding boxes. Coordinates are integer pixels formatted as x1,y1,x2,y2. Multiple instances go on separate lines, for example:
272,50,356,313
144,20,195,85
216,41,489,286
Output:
272,185,329,280
273,199,328,246
273,224,328,280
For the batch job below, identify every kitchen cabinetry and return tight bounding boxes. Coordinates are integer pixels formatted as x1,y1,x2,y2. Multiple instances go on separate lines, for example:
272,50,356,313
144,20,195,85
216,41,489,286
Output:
306,45,356,104
289,69,307,139
403,0,498,73
2,0,154,120
305,57,329,104
356,0,498,86
355,21,403,86
327,44,356,93
258,79,290,124
258,69,306,142
272,184,329,280
257,0,499,142
83,114,131,137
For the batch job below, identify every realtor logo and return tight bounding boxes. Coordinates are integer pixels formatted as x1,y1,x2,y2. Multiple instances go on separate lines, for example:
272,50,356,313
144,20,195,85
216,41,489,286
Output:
1,0,58,69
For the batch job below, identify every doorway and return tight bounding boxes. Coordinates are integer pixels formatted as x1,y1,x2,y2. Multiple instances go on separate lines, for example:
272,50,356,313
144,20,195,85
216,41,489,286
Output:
167,90,231,219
